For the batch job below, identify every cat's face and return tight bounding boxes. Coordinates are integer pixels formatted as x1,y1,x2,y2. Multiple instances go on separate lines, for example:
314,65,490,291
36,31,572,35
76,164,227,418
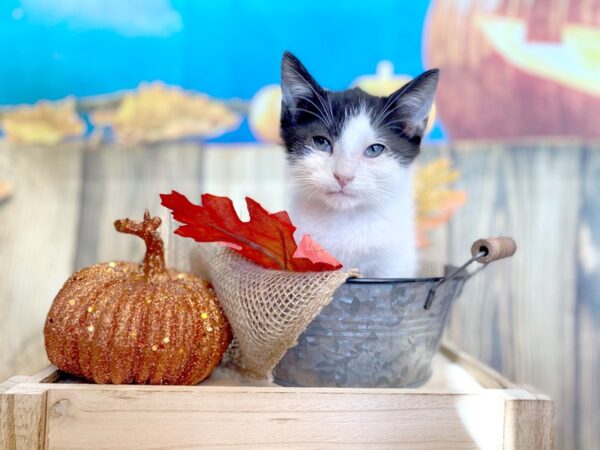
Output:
280,52,439,211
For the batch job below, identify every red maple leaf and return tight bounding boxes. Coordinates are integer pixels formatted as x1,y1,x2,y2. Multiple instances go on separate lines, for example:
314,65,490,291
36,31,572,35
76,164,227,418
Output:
292,235,344,272
160,191,342,272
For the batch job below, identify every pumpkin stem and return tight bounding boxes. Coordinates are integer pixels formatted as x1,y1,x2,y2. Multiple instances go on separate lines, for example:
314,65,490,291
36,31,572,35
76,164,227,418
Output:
114,210,166,278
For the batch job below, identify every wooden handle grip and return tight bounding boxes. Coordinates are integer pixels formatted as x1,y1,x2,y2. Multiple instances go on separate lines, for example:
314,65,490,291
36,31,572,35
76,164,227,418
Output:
471,237,517,264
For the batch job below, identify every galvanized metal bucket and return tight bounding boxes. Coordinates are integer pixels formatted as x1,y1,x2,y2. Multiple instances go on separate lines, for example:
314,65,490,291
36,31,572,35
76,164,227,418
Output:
273,237,516,388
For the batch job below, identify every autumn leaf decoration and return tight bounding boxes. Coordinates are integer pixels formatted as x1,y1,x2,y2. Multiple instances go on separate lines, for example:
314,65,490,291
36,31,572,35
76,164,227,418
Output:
160,191,342,272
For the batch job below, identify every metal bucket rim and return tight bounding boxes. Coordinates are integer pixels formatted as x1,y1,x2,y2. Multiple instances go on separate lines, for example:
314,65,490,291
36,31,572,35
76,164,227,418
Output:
345,274,467,285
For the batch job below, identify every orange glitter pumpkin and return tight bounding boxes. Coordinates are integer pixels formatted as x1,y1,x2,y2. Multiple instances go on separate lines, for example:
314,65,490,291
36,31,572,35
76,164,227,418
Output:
44,211,232,385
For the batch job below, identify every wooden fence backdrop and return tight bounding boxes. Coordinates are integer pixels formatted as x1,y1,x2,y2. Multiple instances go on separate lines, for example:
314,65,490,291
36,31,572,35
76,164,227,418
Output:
0,140,597,450
442,140,599,450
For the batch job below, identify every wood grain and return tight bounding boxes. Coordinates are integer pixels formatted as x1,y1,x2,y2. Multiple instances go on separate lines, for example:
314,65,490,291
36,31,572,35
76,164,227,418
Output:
470,236,517,263
0,142,83,382
440,341,517,389
41,387,502,449
414,145,453,277
576,145,600,450
0,383,47,450
503,395,555,450
74,142,205,273
0,349,554,450
443,142,582,450
201,143,288,214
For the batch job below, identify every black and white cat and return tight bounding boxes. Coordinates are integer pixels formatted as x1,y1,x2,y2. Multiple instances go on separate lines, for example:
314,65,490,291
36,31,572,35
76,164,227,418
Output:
280,52,439,278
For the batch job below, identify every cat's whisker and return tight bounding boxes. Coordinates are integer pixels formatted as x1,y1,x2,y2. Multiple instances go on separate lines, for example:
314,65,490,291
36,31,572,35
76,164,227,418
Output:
374,98,408,128
294,95,333,129
293,108,330,128
288,66,334,127
293,184,322,204
372,91,400,128
380,118,422,135
327,94,335,130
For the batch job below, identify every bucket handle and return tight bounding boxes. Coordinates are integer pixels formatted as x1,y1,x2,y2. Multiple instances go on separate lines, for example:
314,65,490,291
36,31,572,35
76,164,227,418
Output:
423,237,517,310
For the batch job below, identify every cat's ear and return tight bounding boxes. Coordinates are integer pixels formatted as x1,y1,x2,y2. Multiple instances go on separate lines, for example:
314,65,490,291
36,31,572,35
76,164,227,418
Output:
281,51,323,110
386,69,439,139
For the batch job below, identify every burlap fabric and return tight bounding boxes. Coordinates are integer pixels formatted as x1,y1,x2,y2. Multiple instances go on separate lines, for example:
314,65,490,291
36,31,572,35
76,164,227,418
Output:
191,244,358,380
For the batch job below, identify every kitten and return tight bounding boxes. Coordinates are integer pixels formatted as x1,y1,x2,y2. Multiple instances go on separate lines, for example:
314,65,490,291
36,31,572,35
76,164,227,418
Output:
280,52,439,278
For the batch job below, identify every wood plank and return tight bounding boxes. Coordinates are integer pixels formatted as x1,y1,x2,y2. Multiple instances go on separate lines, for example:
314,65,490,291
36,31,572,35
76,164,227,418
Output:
28,366,60,384
3,350,553,449
416,145,452,277
0,384,48,450
444,143,580,450
42,384,511,450
0,377,29,394
0,142,83,382
21,349,489,394
440,340,518,389
15,348,477,389
576,145,600,450
503,396,555,450
74,143,204,273
0,376,556,450
202,144,288,216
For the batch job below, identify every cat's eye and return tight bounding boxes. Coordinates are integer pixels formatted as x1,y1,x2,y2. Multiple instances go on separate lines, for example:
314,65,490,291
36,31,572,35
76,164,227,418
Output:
364,144,385,158
313,136,332,153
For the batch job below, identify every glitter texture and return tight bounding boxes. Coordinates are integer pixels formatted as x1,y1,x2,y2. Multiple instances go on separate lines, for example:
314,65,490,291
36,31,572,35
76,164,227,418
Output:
43,211,232,385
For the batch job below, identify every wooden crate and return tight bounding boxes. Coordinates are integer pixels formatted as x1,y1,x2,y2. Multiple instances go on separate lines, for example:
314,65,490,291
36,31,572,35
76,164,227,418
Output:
1,343,553,450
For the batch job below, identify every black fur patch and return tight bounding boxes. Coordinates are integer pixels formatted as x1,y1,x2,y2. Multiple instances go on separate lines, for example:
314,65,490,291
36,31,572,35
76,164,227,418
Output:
280,51,438,165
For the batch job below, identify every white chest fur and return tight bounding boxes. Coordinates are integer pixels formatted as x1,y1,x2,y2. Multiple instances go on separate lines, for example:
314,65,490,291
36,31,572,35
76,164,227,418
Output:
291,180,417,278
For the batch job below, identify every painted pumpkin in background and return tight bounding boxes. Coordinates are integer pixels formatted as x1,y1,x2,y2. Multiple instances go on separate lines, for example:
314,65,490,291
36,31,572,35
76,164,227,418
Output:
426,0,600,139
44,211,232,385
248,84,283,143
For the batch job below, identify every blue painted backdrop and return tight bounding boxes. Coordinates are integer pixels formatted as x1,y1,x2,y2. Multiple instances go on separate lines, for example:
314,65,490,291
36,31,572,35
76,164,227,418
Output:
0,0,443,141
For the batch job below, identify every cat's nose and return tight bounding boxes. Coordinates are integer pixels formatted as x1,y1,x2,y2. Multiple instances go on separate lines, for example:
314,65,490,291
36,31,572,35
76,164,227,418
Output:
333,173,355,188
